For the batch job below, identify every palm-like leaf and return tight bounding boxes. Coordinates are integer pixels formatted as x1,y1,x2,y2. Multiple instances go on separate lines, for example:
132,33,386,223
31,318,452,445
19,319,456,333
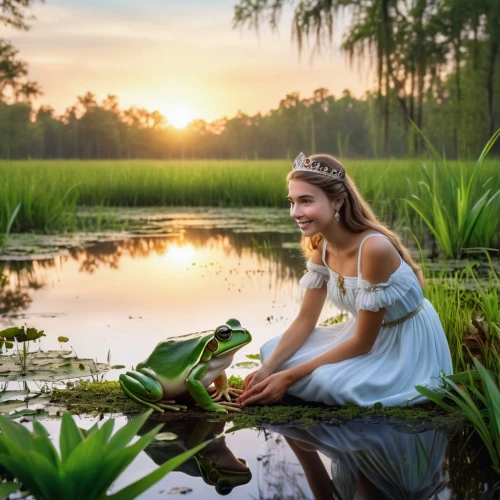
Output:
0,409,212,499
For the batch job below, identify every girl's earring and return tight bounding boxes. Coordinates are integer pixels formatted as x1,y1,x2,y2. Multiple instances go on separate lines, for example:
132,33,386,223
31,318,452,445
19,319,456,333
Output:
335,210,341,222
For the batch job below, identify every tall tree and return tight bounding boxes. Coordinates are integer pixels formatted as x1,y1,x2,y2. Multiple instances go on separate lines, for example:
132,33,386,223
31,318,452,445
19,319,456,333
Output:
0,0,43,30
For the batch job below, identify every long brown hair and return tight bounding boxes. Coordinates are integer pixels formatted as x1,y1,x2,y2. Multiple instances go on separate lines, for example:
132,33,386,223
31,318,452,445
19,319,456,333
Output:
288,154,424,286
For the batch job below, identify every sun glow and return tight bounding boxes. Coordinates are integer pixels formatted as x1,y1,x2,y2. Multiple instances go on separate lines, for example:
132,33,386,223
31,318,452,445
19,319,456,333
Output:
166,243,197,266
163,101,196,129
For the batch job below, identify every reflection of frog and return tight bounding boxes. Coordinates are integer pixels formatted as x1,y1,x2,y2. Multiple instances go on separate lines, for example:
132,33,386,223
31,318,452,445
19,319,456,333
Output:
141,419,252,496
119,318,251,413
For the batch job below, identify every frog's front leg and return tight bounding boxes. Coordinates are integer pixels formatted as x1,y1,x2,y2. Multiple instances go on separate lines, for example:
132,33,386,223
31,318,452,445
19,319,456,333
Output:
119,370,187,413
187,365,240,413
210,372,244,402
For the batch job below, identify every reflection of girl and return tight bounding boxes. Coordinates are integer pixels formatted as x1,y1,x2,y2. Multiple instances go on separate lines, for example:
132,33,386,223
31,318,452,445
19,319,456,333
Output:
237,153,452,408
270,422,448,500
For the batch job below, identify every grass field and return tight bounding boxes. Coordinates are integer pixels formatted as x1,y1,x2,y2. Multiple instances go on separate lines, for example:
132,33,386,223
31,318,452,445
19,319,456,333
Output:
1,158,499,252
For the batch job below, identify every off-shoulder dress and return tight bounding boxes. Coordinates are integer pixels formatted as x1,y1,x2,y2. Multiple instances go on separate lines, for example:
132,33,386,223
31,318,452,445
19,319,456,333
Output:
260,233,453,406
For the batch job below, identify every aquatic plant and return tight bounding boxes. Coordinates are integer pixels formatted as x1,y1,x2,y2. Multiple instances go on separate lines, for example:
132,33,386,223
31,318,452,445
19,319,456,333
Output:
0,325,45,374
416,359,500,472
0,408,211,499
0,201,21,253
406,129,500,258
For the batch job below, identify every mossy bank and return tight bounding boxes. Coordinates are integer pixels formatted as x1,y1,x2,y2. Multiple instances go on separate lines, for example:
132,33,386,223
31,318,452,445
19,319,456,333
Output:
50,380,465,431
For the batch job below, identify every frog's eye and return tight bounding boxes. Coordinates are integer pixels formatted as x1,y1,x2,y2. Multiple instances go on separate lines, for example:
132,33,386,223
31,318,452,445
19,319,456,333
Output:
215,325,232,341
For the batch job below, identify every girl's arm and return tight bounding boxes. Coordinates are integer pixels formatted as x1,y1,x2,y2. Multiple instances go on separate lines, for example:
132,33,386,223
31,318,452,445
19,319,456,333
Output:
285,237,400,383
239,237,400,406
242,248,327,390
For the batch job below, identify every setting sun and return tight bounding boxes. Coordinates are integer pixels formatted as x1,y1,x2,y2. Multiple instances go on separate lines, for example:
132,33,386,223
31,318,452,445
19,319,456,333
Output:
164,101,196,129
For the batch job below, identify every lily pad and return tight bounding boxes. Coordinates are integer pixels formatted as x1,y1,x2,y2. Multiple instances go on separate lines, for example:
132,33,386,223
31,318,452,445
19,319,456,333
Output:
245,353,260,360
0,350,109,381
232,361,259,369
155,432,178,441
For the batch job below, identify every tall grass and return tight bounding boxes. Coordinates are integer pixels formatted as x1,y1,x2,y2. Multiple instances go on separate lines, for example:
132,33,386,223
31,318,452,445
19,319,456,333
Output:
1,158,498,242
426,263,500,375
406,129,500,258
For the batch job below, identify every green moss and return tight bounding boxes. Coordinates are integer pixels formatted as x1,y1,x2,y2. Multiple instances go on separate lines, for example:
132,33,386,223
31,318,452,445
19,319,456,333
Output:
49,381,466,433
50,380,144,415
228,400,466,431
228,375,243,389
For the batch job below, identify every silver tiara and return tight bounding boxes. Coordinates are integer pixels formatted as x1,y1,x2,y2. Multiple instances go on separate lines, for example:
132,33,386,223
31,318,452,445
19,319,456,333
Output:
292,152,344,180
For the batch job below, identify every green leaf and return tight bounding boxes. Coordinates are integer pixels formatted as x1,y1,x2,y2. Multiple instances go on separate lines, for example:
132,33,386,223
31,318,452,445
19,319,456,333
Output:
0,327,22,340
58,336,69,343
106,439,212,500
88,425,163,499
32,421,60,468
0,482,20,498
25,327,45,341
0,415,37,452
60,427,108,499
105,409,152,455
59,411,84,462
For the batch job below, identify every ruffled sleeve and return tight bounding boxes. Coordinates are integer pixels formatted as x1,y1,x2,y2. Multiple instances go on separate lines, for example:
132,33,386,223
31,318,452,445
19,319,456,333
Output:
299,260,330,289
356,276,413,312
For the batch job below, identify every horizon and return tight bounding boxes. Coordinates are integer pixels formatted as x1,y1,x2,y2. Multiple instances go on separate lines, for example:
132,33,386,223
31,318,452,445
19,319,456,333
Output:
3,0,372,127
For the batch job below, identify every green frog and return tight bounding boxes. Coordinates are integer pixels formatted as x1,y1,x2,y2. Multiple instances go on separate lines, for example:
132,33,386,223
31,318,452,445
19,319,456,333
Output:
119,318,251,413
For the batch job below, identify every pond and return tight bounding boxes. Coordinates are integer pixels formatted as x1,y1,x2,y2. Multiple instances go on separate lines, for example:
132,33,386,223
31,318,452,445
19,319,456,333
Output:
0,210,498,498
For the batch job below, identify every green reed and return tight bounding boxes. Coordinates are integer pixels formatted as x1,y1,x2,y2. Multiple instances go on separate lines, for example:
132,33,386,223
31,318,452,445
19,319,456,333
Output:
406,129,500,258
426,264,500,375
417,359,500,472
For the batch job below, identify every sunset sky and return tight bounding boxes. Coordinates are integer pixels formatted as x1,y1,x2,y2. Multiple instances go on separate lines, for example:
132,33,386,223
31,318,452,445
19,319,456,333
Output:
5,0,373,126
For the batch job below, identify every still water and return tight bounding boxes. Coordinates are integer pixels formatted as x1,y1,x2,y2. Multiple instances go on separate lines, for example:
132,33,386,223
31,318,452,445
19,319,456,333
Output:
0,223,498,499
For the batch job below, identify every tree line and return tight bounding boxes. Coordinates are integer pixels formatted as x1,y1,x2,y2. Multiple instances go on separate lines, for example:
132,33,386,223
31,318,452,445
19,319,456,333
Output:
0,0,499,159
234,0,500,158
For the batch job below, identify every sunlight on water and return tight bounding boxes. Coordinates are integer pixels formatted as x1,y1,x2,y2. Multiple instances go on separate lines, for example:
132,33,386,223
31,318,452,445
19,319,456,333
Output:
0,229,338,374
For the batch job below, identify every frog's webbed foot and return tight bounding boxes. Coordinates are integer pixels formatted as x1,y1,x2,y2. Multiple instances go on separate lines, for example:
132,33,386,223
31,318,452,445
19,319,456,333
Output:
195,401,241,413
211,373,244,402
157,402,188,411
211,387,244,402
218,401,242,413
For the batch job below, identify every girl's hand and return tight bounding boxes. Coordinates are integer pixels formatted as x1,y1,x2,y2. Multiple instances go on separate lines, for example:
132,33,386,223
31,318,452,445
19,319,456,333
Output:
242,364,273,391
237,371,294,408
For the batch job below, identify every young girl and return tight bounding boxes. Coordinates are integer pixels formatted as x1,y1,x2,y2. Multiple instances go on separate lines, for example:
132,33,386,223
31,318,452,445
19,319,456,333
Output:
237,153,453,408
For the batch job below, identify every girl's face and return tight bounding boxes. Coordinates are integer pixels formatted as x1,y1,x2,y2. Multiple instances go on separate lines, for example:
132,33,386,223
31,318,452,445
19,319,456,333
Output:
288,179,336,236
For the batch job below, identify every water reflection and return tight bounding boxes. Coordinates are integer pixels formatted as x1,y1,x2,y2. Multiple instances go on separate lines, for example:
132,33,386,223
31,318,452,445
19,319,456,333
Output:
138,418,252,496
265,422,448,500
0,228,304,320
445,427,500,499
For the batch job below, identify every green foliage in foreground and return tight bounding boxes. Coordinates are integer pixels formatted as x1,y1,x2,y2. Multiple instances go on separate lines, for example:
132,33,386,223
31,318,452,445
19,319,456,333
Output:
0,409,210,499
416,359,500,473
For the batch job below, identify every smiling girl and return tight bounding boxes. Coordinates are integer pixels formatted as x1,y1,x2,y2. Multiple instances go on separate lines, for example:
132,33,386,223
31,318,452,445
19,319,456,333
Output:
237,153,452,408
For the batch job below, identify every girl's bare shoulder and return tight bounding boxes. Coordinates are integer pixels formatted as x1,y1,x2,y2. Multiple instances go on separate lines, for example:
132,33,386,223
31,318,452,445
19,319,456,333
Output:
360,236,401,283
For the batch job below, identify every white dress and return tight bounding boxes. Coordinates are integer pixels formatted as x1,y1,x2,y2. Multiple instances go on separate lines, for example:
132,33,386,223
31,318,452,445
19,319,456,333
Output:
260,233,453,407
